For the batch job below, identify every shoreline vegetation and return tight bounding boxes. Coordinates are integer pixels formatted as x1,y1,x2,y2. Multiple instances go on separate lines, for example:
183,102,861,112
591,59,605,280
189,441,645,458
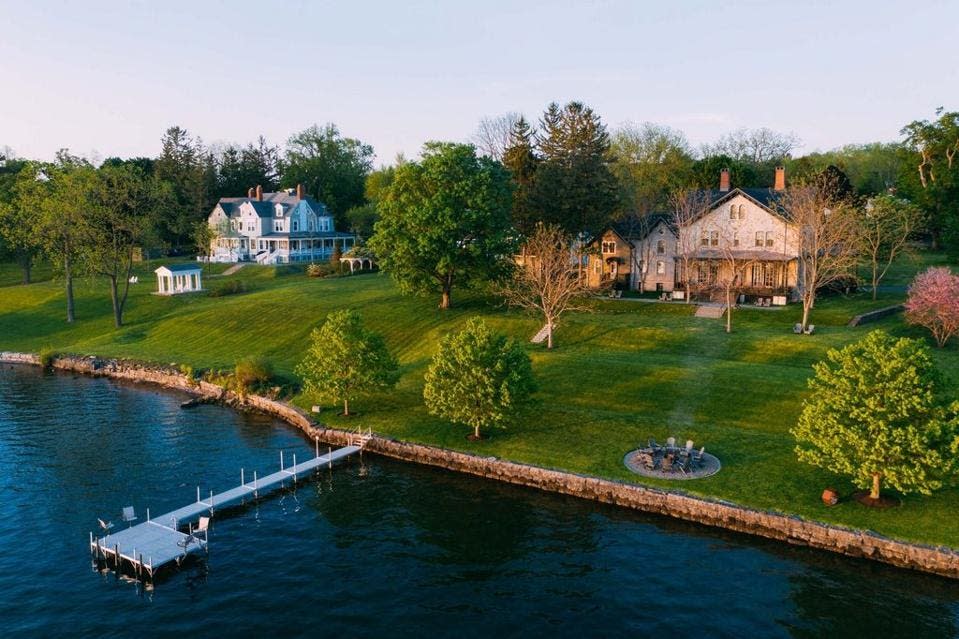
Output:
2,351,958,580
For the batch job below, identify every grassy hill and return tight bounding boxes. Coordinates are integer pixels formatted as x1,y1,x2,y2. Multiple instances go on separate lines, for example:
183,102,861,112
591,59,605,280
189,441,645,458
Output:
1,257,957,547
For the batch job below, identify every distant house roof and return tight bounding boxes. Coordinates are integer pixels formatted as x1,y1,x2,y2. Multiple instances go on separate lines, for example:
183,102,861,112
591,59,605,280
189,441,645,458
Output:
214,191,330,218
695,188,790,221
155,263,202,274
611,213,675,240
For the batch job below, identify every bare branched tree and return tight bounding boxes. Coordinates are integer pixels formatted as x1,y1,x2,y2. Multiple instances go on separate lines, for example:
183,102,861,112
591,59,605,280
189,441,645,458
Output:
498,223,593,350
859,194,924,300
670,188,711,303
780,184,861,332
700,220,760,333
471,112,521,161
702,127,801,163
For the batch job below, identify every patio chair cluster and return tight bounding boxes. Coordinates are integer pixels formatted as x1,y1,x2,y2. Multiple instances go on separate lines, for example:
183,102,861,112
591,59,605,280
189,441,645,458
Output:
636,436,707,476
607,289,624,299
792,323,815,335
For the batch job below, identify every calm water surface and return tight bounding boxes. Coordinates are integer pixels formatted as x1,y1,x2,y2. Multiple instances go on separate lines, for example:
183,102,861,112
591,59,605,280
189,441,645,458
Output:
0,365,957,638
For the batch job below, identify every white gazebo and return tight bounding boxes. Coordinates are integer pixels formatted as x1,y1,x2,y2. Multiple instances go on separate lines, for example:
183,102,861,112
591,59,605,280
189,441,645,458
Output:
339,256,376,273
155,264,203,295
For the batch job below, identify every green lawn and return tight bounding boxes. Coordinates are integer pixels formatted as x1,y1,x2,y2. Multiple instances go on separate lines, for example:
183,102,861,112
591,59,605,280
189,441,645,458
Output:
1,257,958,548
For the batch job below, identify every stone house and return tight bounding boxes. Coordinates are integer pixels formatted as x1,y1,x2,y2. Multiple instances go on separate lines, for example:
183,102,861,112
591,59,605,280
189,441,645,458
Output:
587,167,800,303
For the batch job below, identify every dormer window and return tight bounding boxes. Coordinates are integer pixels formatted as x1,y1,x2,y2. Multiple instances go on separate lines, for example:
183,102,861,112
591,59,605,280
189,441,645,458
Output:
601,241,616,254
292,220,299,232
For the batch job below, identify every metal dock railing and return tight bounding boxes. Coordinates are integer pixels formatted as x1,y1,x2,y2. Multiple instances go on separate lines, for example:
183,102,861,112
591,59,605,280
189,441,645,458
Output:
90,436,368,580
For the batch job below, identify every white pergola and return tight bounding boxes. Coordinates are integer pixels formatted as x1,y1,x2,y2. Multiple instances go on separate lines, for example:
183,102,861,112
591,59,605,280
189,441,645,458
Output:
339,256,376,273
155,264,203,295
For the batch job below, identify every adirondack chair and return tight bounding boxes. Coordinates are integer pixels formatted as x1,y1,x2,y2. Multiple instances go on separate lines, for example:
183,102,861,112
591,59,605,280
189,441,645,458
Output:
97,518,113,532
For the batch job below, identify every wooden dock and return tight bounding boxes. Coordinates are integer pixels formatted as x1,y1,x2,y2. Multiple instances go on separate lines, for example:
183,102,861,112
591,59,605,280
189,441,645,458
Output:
91,438,366,580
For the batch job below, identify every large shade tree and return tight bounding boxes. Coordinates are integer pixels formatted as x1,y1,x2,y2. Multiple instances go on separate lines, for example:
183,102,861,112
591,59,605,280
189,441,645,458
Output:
423,318,535,439
369,142,513,309
793,330,959,502
86,164,169,327
281,123,374,218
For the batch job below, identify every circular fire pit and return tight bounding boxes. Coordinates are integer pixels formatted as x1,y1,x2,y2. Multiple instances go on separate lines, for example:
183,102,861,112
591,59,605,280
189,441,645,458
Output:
623,448,721,480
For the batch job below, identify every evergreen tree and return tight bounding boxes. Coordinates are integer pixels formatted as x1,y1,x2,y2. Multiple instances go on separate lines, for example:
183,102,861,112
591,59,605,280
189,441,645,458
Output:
530,101,619,235
502,116,540,236
155,126,214,251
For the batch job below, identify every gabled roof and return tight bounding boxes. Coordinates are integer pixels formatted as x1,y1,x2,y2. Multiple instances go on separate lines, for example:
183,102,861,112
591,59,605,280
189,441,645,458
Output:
697,188,790,222
214,193,330,219
611,212,676,240
155,263,202,274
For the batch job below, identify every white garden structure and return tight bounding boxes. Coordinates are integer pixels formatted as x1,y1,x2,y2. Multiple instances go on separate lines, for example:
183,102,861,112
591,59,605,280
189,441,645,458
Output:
155,264,203,295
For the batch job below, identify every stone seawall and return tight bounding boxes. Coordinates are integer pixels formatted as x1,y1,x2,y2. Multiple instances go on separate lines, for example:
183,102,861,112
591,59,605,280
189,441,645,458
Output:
3,351,958,579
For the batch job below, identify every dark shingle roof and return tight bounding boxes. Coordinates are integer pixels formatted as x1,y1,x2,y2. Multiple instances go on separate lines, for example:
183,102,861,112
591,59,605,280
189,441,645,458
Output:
697,188,789,220
611,212,675,240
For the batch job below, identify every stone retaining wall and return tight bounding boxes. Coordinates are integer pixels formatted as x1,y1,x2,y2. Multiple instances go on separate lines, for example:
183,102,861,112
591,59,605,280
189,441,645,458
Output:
2,351,957,579
847,304,905,327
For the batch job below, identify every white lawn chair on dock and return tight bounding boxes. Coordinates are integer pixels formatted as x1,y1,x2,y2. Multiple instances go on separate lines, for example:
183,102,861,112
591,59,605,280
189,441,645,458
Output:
177,516,210,551
122,506,137,526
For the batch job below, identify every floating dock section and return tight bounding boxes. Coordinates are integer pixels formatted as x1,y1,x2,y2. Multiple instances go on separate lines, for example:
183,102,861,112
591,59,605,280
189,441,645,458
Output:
91,440,364,579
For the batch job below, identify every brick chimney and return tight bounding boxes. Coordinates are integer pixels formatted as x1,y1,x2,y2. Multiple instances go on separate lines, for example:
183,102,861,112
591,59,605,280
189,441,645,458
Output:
719,168,730,192
247,187,254,198
774,166,786,191
255,185,263,201
296,183,304,200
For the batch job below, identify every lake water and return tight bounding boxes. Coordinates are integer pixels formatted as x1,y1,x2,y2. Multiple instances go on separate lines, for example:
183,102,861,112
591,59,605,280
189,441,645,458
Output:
0,365,957,638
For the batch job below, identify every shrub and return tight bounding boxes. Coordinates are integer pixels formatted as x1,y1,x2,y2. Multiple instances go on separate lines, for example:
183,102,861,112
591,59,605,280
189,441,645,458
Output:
905,267,959,347
234,357,273,391
38,348,56,369
306,263,335,278
208,280,246,297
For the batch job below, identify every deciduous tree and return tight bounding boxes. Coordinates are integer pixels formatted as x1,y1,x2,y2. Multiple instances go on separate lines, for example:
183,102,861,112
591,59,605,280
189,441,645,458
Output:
369,142,513,309
779,177,861,332
85,164,169,327
905,267,959,348
423,318,535,439
498,223,590,349
295,310,399,416
471,112,521,162
281,123,374,218
859,194,923,299
793,330,959,502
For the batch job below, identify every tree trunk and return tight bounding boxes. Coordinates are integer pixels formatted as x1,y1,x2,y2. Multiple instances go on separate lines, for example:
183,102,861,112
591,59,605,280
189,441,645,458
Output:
64,253,75,323
872,267,879,301
870,472,881,500
343,398,350,416
800,299,811,333
439,286,451,309
474,424,481,439
108,276,123,328
19,253,32,285
725,287,732,333
546,321,554,350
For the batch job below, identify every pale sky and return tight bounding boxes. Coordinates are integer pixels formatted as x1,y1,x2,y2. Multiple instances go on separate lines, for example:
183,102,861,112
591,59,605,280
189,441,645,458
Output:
2,0,956,164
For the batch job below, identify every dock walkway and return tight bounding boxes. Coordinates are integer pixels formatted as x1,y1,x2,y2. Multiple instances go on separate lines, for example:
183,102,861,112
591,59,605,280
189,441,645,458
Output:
91,442,363,579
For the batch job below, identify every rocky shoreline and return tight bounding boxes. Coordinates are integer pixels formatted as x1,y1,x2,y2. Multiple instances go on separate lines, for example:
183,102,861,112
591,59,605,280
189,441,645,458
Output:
3,350,958,580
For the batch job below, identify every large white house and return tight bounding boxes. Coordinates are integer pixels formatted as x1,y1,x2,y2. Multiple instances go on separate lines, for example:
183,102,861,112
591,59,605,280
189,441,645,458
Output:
588,167,800,303
206,185,356,264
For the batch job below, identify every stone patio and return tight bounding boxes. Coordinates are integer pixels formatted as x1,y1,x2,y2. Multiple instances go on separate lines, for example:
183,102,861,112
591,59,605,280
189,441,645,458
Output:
623,448,721,480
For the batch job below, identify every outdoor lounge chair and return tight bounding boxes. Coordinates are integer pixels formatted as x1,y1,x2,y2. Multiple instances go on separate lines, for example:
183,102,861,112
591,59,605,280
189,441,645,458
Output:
97,518,113,532
691,446,705,467
804,324,816,335
122,506,137,526
685,440,694,454
793,323,803,334
177,516,210,550
666,436,676,450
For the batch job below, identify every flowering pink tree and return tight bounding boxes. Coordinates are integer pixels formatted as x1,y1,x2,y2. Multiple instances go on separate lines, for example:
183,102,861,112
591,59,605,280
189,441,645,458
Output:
905,267,959,347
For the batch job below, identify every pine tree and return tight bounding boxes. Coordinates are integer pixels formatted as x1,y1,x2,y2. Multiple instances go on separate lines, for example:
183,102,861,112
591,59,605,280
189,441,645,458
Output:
502,116,540,236
531,102,619,236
